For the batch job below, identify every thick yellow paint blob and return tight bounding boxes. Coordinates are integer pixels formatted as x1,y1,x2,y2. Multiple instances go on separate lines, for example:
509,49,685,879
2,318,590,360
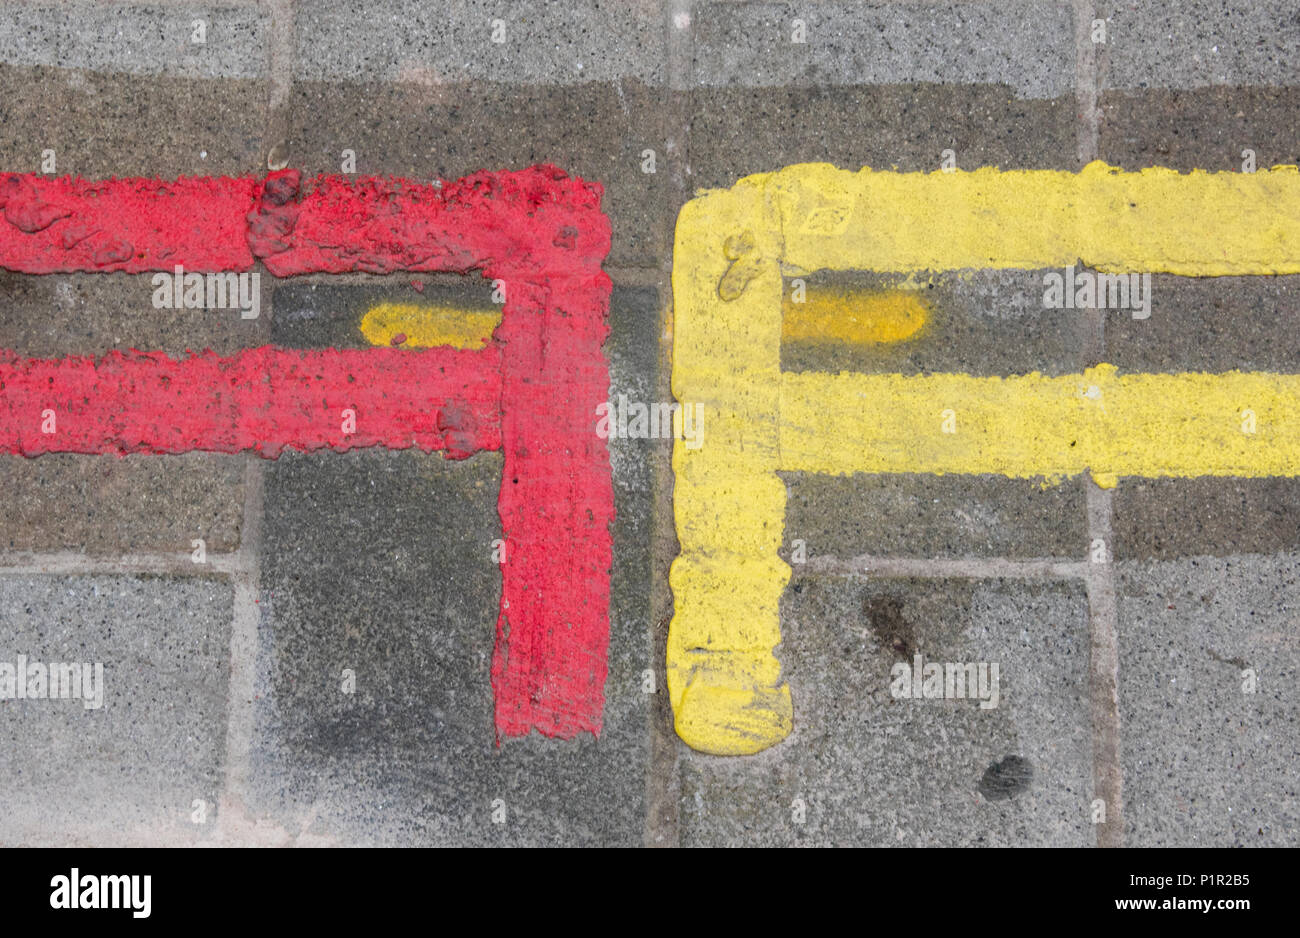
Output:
671,162,1300,757
782,287,928,344
359,302,500,349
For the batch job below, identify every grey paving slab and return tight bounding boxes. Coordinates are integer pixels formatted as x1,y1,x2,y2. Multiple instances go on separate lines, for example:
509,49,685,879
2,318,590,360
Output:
1105,275,1300,374
1098,0,1300,91
1117,554,1300,845
0,453,245,554
0,64,267,178
782,474,1089,561
679,577,1094,846
0,273,271,357
691,1,1077,98
0,2,269,78
293,0,666,85
689,83,1078,190
1113,479,1300,561
0,574,232,846
1099,86,1300,171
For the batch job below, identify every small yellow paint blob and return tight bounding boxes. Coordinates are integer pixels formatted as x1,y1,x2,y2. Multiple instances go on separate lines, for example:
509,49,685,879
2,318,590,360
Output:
359,302,500,350
782,287,928,344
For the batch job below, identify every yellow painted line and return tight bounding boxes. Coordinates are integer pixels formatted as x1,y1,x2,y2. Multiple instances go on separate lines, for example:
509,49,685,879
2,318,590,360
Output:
771,161,1300,276
782,287,928,344
671,162,1300,756
780,365,1300,489
359,302,500,349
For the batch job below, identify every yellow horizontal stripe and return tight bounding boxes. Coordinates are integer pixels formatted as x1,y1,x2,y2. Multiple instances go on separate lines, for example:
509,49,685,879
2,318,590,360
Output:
359,302,500,349
773,161,1300,276
780,366,1300,487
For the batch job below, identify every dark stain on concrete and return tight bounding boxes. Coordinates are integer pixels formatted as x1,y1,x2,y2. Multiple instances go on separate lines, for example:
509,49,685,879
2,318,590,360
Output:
979,754,1034,800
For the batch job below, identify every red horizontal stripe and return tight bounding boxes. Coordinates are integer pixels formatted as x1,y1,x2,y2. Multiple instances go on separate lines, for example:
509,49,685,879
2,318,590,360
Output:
0,173,256,273
0,346,502,458
257,167,610,279
0,166,610,278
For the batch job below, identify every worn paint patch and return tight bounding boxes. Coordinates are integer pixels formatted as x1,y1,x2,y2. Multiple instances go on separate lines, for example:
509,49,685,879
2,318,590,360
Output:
782,286,928,344
671,162,1300,756
360,302,501,350
0,165,614,746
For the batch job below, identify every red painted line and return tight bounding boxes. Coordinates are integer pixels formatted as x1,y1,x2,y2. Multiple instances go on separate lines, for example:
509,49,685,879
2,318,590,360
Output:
0,346,502,458
492,274,614,740
254,168,608,278
0,165,614,745
0,173,256,273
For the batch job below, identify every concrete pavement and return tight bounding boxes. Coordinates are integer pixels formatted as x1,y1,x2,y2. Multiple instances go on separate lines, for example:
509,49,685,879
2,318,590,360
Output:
1,0,1298,847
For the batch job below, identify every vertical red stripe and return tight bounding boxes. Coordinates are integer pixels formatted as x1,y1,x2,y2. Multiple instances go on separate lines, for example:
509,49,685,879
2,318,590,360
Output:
491,275,614,740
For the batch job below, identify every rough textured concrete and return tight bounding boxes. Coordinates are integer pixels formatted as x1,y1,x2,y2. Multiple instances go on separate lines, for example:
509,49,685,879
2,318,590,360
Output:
0,575,232,846
0,64,267,178
783,474,1089,561
1099,87,1300,170
1117,555,1300,845
691,2,1077,98
0,453,245,554
0,272,270,357
1104,274,1300,374
1099,0,1300,91
1113,479,1300,561
293,0,667,85
679,578,1093,846
1,0,1298,850
0,3,269,78
690,85,1078,190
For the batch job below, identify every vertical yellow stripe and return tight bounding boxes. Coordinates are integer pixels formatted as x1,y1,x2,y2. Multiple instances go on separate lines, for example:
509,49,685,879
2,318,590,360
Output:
670,179,793,756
